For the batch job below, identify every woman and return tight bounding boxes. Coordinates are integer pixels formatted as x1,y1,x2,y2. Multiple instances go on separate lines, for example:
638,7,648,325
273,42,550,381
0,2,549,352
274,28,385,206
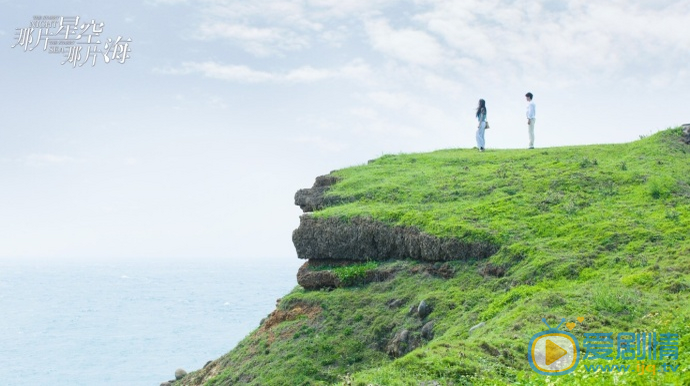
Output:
476,99,487,151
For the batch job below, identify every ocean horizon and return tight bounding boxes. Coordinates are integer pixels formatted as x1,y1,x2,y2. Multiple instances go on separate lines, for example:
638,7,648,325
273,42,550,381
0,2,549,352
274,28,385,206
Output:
0,257,303,386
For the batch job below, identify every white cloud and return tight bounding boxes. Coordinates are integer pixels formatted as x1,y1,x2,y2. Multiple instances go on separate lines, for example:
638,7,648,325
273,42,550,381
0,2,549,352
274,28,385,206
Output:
168,0,400,56
365,19,445,67
151,0,690,89
415,0,690,86
193,0,320,56
198,23,280,41
158,62,274,82
318,25,350,47
307,0,396,17
157,60,371,83
196,23,309,56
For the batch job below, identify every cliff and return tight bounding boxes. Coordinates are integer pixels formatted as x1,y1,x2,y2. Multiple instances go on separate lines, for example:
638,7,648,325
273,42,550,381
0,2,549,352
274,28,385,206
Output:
172,127,690,386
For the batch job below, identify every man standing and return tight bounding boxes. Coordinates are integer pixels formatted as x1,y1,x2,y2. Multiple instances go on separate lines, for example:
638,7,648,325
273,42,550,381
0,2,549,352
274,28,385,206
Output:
525,92,536,149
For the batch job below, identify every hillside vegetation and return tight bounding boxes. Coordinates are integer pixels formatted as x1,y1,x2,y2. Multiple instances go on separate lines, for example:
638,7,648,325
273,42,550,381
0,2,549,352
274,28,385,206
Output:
179,127,690,385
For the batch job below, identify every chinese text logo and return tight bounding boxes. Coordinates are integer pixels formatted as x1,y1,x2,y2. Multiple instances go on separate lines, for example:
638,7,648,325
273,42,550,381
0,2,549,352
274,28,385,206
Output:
11,15,132,67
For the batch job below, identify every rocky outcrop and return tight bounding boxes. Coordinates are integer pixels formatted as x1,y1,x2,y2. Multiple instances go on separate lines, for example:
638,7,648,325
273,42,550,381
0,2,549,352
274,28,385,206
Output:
175,369,187,380
292,174,498,291
296,260,398,290
682,124,690,144
294,174,347,212
417,300,432,319
421,321,435,340
296,261,341,289
386,329,411,358
386,328,425,358
292,215,499,262
159,368,186,386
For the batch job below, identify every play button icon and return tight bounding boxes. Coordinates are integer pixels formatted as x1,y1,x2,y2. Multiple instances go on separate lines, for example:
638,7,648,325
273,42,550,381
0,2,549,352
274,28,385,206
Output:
528,318,581,375
529,332,579,375
545,340,567,365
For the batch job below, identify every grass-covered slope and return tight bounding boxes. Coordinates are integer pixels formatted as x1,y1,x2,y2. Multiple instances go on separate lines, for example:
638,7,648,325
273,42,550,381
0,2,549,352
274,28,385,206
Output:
181,128,690,385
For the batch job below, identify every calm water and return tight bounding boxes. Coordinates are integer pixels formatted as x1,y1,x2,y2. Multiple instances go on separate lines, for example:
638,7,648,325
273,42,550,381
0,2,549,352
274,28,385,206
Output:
0,257,303,386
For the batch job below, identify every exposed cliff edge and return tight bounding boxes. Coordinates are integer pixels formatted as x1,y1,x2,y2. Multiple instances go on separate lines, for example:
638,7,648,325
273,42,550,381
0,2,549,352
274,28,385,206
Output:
292,174,499,289
293,174,346,212
293,214,498,262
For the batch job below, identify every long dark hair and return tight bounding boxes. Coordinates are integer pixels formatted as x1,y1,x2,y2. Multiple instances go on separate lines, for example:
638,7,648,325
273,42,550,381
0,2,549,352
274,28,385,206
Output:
476,99,486,118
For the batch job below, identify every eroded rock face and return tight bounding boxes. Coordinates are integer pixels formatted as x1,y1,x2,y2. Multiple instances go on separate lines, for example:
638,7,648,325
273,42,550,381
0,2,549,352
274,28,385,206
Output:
386,329,410,358
682,124,690,144
421,321,435,340
296,261,341,290
292,215,499,262
294,174,344,212
293,174,498,291
296,260,399,290
417,300,432,319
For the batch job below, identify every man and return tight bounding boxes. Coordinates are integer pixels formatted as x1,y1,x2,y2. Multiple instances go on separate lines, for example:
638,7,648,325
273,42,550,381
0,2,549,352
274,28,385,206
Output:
525,92,536,149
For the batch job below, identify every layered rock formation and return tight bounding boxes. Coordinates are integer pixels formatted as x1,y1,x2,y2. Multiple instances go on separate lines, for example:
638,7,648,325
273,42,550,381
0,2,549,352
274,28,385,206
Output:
294,174,346,212
292,174,500,289
293,215,498,262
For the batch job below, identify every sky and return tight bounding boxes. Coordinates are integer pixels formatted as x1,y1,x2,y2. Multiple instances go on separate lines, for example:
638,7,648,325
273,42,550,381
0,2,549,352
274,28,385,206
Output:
1,0,689,261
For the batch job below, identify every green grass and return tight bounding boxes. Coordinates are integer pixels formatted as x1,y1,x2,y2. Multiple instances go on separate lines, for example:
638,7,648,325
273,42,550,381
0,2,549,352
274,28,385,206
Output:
311,261,381,286
178,127,690,386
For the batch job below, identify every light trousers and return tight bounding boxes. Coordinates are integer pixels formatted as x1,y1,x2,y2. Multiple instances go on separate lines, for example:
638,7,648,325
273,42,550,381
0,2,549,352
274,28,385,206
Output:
476,121,486,149
528,118,536,147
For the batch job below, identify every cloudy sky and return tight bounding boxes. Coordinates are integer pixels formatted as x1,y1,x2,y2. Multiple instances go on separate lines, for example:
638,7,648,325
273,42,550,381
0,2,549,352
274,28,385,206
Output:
1,0,688,261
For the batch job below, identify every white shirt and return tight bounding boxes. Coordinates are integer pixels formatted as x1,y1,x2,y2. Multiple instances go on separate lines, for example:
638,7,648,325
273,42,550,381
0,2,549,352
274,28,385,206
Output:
526,101,536,119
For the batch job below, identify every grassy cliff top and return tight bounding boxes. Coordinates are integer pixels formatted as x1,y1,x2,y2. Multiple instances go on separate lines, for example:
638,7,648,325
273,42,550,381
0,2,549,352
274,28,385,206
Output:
181,128,690,386
318,128,690,284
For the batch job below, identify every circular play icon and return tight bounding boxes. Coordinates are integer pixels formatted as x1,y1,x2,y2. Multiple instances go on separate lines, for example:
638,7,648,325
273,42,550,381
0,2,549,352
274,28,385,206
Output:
528,318,580,375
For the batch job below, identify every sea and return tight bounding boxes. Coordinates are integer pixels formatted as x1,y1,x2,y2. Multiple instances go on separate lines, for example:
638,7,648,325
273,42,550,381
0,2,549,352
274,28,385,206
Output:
0,257,304,386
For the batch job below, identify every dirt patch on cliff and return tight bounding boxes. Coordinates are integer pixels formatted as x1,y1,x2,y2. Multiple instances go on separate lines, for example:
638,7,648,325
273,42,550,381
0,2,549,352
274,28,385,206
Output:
409,262,456,279
260,302,322,331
